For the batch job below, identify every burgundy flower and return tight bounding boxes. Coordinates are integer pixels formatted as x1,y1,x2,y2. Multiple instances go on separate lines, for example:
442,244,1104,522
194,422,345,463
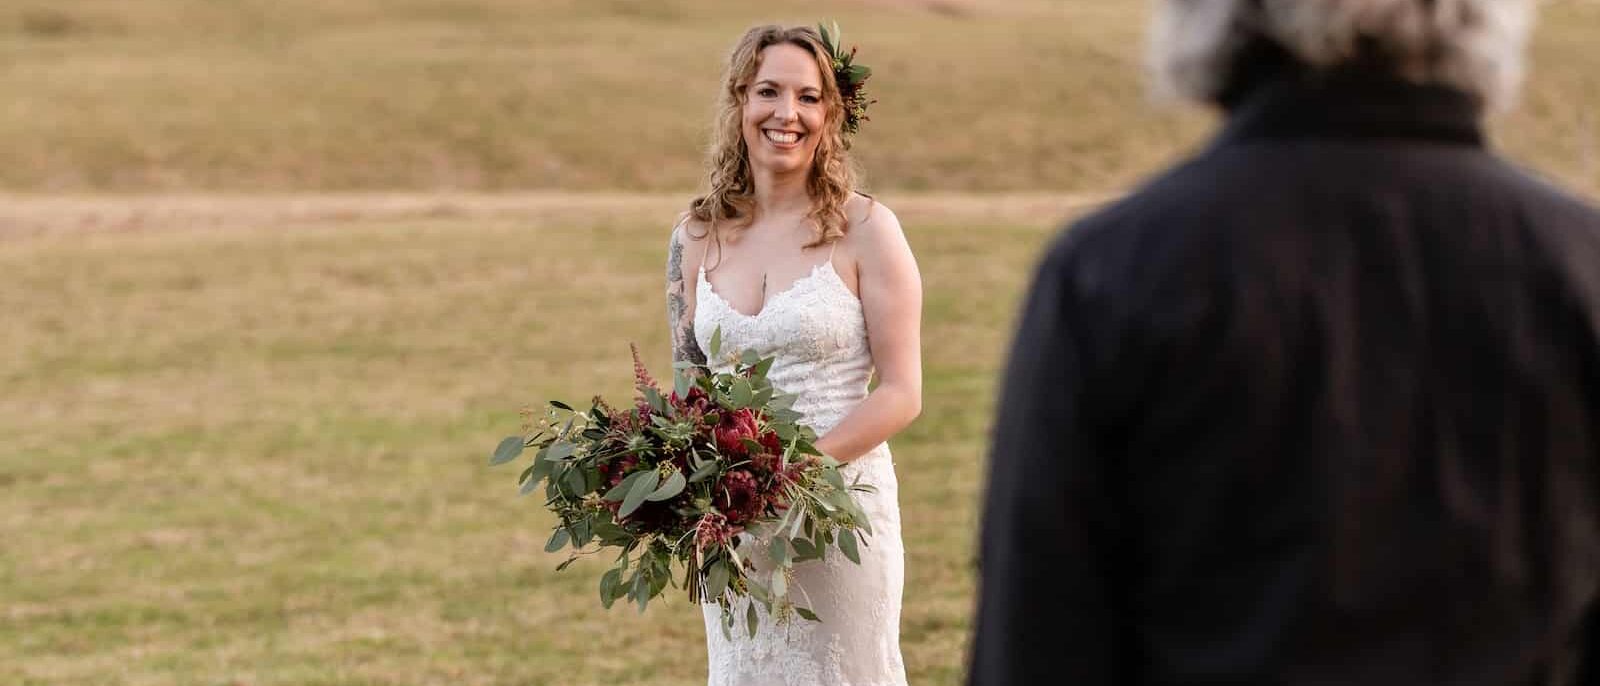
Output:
694,512,734,551
759,429,782,456
602,455,639,489
670,386,711,413
715,408,759,455
629,343,660,394
751,451,780,475
715,469,765,525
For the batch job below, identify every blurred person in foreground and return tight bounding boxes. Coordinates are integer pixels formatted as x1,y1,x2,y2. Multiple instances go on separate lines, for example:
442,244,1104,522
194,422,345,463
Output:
970,1,1598,684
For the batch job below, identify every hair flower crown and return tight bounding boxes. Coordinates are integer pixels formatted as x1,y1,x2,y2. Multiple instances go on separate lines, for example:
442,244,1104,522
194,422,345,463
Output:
818,21,874,137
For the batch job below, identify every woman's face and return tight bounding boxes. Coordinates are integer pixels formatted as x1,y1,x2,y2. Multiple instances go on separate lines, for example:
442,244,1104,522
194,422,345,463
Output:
742,43,828,177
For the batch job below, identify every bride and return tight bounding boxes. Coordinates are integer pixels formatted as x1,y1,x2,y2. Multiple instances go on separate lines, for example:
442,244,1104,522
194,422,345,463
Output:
663,23,923,686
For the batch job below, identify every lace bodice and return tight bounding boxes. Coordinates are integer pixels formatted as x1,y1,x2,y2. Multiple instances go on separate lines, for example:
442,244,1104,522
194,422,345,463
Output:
695,260,870,435
693,258,908,686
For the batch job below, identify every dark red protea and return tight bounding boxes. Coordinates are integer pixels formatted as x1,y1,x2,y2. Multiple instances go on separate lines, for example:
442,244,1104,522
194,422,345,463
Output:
714,408,759,455
715,469,765,525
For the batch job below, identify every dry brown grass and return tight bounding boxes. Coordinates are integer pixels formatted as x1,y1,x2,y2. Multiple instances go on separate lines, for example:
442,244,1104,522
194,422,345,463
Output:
0,196,1083,685
2,0,1594,194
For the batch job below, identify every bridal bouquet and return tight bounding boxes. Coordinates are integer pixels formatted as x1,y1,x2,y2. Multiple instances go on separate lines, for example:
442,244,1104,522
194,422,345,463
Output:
490,330,875,638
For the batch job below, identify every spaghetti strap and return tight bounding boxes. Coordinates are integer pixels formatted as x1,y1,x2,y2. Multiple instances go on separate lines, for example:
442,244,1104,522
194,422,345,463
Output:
671,213,711,275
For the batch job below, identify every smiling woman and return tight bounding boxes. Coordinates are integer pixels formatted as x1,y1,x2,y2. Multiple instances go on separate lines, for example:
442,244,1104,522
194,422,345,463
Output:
659,23,922,686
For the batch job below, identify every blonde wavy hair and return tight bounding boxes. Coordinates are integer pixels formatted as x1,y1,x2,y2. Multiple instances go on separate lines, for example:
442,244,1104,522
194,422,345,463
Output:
688,25,857,253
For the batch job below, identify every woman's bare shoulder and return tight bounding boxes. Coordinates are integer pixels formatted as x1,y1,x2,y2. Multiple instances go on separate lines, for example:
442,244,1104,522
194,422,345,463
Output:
670,213,714,246
843,194,904,249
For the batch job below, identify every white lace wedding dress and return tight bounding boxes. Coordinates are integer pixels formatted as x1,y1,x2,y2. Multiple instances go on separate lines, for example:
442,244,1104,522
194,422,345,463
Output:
694,255,908,686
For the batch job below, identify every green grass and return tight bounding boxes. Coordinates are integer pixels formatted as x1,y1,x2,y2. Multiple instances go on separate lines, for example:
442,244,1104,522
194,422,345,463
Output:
0,0,1596,194
0,201,1065,685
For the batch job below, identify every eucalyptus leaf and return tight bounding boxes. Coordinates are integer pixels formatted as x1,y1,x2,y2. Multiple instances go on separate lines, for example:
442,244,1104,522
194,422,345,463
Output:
769,538,790,566
795,606,820,622
752,356,775,379
709,327,723,359
571,519,593,547
550,400,575,412
520,471,545,495
644,386,667,414
838,528,861,565
824,467,847,491
791,537,818,560
771,569,787,598
746,602,759,638
773,422,796,442
689,460,720,484
646,470,686,502
546,442,577,461
529,451,554,483
706,560,729,601
731,379,754,408
619,469,660,518
545,527,570,553
600,568,623,608
788,508,806,539
604,470,645,502
490,436,524,465
592,518,630,544
739,350,761,367
562,465,584,494
633,571,650,613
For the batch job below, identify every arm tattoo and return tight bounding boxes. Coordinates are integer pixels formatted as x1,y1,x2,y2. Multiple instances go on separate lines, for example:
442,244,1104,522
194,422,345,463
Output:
667,230,708,369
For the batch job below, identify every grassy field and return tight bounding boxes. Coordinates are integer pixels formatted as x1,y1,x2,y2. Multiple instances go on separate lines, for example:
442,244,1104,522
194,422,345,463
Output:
6,1,1600,684
0,196,1080,685
0,0,1597,194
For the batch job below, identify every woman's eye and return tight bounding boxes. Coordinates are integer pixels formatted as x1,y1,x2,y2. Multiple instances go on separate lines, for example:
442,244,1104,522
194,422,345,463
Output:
757,88,777,97
800,95,820,104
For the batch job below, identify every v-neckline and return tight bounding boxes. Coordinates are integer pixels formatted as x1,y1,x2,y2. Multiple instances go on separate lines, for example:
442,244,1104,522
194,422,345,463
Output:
699,261,836,320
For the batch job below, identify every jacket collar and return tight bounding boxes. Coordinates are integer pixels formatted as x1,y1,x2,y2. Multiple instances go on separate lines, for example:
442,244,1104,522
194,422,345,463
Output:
1214,63,1487,149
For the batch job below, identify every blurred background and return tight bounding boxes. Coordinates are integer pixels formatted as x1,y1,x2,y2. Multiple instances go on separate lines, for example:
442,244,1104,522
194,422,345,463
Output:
3,1,1597,684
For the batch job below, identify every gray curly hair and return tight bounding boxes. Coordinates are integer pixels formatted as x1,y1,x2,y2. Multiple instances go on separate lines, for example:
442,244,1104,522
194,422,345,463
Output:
1149,0,1536,110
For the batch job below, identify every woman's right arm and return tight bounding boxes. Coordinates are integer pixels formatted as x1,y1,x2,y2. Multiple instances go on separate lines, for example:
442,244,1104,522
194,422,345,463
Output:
666,221,708,369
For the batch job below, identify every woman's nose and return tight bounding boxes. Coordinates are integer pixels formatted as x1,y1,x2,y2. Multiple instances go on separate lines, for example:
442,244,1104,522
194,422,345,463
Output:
773,97,798,122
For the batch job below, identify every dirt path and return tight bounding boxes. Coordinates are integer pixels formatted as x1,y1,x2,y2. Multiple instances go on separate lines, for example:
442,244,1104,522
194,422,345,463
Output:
0,191,1117,238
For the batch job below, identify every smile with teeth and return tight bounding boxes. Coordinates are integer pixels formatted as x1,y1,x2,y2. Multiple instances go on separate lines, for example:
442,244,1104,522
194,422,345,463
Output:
764,129,802,145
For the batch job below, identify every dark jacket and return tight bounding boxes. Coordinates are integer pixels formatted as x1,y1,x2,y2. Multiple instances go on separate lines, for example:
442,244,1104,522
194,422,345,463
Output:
969,66,1600,686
